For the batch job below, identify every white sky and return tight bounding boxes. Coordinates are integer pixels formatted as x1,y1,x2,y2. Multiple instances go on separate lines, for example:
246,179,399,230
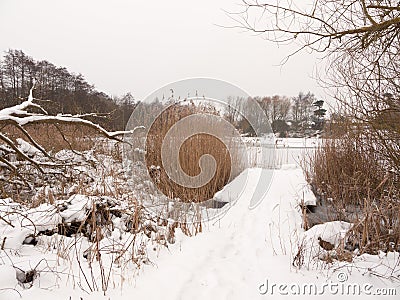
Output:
0,0,326,101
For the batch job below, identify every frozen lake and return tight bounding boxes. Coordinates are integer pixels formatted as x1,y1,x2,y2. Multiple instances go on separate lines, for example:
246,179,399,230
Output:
245,137,320,168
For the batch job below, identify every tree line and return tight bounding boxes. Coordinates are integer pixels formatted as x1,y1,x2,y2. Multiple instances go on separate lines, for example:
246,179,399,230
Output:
227,92,326,137
0,49,135,130
0,49,326,136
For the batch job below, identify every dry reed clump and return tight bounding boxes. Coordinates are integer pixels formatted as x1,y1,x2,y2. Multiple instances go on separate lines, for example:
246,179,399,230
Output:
346,197,400,254
2,123,97,152
306,137,389,207
145,102,244,203
304,119,400,255
0,122,125,202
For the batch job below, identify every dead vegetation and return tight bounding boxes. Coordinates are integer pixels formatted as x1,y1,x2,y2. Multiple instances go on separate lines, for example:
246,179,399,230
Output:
2,123,98,153
303,118,400,255
0,89,212,293
145,102,246,203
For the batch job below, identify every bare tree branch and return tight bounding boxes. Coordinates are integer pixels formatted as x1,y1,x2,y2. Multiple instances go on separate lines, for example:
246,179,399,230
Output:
0,85,144,188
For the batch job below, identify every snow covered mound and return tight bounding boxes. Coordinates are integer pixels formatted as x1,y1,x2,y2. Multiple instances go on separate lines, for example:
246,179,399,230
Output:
304,221,352,248
0,194,182,298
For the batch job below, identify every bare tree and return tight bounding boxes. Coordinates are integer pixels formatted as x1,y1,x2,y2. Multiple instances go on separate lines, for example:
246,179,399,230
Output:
231,2,400,253
0,84,143,189
230,0,400,59
224,96,244,124
230,0,400,171
257,96,272,122
275,95,292,121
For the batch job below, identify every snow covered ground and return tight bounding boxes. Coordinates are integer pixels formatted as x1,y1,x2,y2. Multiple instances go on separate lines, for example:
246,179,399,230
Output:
101,166,398,300
0,139,399,299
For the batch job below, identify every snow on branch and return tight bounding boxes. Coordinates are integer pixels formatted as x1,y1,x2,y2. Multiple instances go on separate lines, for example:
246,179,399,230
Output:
0,85,144,187
0,86,144,141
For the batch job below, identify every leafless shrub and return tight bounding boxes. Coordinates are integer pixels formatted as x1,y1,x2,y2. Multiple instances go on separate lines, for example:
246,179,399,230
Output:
292,238,306,268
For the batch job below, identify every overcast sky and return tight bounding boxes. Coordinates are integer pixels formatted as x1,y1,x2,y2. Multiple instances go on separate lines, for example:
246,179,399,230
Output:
0,0,325,101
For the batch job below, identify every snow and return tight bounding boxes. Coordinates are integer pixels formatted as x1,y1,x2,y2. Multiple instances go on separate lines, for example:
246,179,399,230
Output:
0,85,43,118
304,221,352,247
111,167,305,299
59,195,93,223
0,138,399,299
106,166,398,299
0,86,144,149
16,138,43,158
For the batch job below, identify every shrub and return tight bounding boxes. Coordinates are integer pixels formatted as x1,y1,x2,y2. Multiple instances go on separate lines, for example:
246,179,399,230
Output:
304,119,400,254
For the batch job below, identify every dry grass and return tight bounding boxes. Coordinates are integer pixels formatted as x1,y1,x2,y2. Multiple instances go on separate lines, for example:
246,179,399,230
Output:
347,198,400,254
2,123,97,152
145,103,245,203
0,111,217,294
304,119,400,254
305,137,389,207
0,122,124,202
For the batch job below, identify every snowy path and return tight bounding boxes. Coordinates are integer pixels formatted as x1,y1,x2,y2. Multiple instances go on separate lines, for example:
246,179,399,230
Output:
106,166,309,299
105,165,399,300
